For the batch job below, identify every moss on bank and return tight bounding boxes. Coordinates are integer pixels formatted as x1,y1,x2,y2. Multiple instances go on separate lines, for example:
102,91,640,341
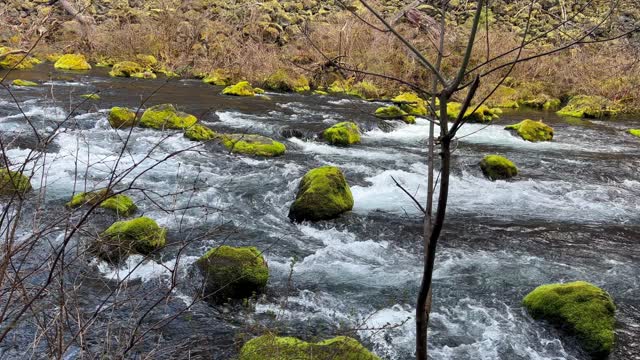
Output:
239,334,380,360
263,69,310,92
557,95,621,118
54,54,91,70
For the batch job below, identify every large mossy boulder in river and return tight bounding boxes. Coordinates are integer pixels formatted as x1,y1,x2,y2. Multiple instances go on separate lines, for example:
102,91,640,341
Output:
557,95,621,118
288,166,353,222
54,54,91,70
220,134,286,157
523,281,616,358
322,122,361,146
222,81,256,96
108,107,137,128
109,61,144,77
479,155,518,181
239,334,380,360
196,245,268,302
392,92,427,116
67,189,137,216
140,104,197,129
96,216,166,263
0,169,32,196
505,119,554,142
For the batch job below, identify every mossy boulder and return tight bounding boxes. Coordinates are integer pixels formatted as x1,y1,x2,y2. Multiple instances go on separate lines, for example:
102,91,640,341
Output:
109,61,144,77
196,245,269,302
486,85,519,108
135,54,157,69
0,169,32,196
239,334,379,360
203,68,232,86
140,104,197,129
520,94,561,110
322,122,361,146
185,124,217,141
67,189,137,216
220,134,286,157
0,47,41,70
348,81,383,100
12,79,38,87
80,93,100,100
54,54,91,70
108,107,137,128
263,69,310,92
446,102,500,123
523,281,616,358
628,129,640,138
222,81,256,96
392,92,427,116
96,217,166,263
375,105,407,119
288,166,353,222
557,95,621,118
505,119,554,142
479,155,518,180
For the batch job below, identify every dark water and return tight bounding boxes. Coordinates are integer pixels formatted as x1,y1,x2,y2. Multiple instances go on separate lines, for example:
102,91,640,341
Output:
0,65,639,359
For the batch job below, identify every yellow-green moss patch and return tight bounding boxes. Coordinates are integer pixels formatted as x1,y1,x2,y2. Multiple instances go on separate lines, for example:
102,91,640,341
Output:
12,79,38,87
131,71,157,79
80,93,100,100
0,47,41,70
263,69,310,93
0,169,32,196
97,216,166,263
288,166,353,222
221,134,286,157
392,92,427,116
239,334,379,360
109,61,144,77
108,107,137,128
140,104,197,129
479,155,518,180
185,124,217,141
54,54,91,70
323,122,361,146
222,81,256,96
557,95,621,118
446,102,500,123
505,119,554,142
486,85,519,108
99,194,137,216
628,129,640,138
203,68,232,86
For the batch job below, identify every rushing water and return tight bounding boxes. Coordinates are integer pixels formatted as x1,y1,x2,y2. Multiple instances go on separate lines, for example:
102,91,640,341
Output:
1,66,639,359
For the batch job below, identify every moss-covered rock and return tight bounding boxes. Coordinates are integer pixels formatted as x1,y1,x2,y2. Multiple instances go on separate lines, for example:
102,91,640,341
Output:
135,54,158,69
196,245,269,302
239,334,380,360
348,81,383,100
140,104,197,129
80,93,100,100
263,69,310,92
185,124,217,141
557,95,621,118
0,169,32,196
220,134,286,157
66,189,137,216
375,105,407,119
288,166,353,222
131,71,157,79
108,107,137,128
66,188,112,208
523,281,616,358
479,155,518,180
54,54,91,70
486,85,520,108
96,216,166,262
222,81,256,96
520,94,561,110
322,122,361,146
628,129,640,138
203,68,232,86
99,194,137,216
446,102,500,123
0,47,41,70
392,92,427,116
505,119,554,142
109,61,144,77
12,79,38,86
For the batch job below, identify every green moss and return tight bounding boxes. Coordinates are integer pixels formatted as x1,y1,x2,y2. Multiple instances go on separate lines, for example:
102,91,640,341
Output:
135,54,157,68
99,194,137,216
45,53,63,63
97,216,166,262
66,189,137,216
542,98,562,110
288,166,353,222
80,93,100,100
12,79,38,87
263,69,310,92
54,54,91,70
185,124,217,141
66,189,112,208
140,104,197,129
203,68,232,86
523,281,616,358
108,107,137,128
505,119,554,142
520,94,561,110
131,71,157,79
323,122,361,146
628,129,640,138
402,115,416,124
375,105,407,119
348,81,383,100
328,78,354,94
479,155,518,180
196,245,269,302
557,95,621,118
313,90,328,96
254,88,265,94
222,81,256,96
0,47,41,70
446,102,500,123
392,92,427,116
0,169,32,196
486,85,520,108
221,134,286,157
109,61,144,77
239,334,379,360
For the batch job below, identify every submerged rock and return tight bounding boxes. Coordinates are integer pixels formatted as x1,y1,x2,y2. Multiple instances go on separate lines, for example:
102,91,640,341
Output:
196,245,269,302
505,119,554,142
220,134,286,157
96,216,166,263
222,81,256,96
54,54,91,70
628,129,640,138
288,166,353,222
523,281,616,358
140,104,197,129
0,169,32,196
479,155,518,180
109,61,144,77
263,69,310,92
557,95,621,118
392,92,427,116
323,122,361,146
12,79,38,87
67,189,137,216
185,124,217,141
239,334,379,360
108,107,137,128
